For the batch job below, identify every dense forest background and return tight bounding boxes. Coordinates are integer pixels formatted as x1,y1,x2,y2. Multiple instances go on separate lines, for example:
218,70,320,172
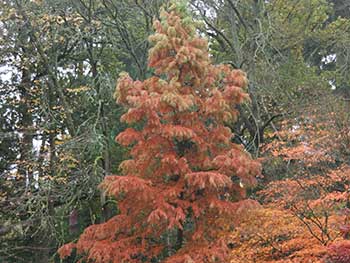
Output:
0,0,350,262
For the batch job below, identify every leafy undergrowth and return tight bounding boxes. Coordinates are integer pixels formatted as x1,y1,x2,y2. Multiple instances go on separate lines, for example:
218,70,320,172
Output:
229,207,331,263
228,100,350,263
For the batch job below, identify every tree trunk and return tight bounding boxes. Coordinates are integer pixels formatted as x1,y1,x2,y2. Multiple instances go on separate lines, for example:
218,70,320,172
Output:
18,67,33,192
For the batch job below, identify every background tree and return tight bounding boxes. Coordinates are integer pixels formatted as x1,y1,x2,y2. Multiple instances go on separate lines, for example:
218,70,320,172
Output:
0,0,162,261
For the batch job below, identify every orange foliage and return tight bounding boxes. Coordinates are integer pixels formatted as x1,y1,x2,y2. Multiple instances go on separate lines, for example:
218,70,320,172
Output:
58,2,260,262
228,207,335,262
57,243,76,259
249,102,350,262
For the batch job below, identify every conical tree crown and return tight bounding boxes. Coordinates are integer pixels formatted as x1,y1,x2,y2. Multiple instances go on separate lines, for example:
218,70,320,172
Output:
58,2,261,262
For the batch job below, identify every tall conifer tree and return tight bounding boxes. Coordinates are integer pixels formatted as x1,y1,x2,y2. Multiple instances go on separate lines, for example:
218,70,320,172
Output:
59,2,260,262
